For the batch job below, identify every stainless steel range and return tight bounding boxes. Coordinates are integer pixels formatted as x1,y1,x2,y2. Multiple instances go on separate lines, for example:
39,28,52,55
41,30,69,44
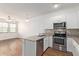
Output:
53,22,67,51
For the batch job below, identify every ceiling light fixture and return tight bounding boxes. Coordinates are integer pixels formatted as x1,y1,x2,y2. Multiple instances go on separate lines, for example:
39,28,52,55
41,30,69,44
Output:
7,16,17,22
7,16,12,22
25,19,30,22
54,4,59,8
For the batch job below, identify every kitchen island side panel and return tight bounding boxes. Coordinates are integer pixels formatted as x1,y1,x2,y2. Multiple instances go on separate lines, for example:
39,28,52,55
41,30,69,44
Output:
24,40,36,56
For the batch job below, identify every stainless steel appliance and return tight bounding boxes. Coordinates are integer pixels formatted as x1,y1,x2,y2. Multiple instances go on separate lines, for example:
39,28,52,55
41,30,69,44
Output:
53,22,67,51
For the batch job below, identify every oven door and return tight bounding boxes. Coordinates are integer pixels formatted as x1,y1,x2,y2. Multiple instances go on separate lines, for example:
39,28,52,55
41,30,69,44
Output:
53,37,64,45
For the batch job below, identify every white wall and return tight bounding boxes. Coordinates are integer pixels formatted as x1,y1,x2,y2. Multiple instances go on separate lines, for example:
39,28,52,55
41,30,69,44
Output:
18,6,79,38
40,6,79,29
18,17,46,38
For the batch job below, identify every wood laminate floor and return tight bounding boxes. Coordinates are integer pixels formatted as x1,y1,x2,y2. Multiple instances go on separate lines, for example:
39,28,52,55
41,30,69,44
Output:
42,47,73,56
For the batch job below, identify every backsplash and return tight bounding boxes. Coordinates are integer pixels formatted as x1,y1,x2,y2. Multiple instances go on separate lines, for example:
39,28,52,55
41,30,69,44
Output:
45,29,79,37
67,29,79,37
44,29,54,36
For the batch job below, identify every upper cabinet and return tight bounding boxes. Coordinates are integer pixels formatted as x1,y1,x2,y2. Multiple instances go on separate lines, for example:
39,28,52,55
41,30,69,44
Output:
66,12,79,29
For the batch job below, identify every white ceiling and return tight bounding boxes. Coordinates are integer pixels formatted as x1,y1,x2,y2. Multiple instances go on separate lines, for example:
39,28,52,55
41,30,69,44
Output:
0,3,79,20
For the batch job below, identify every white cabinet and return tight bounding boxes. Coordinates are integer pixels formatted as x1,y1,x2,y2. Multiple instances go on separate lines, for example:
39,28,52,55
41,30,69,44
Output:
24,40,36,56
44,37,49,51
24,36,53,56
72,39,79,56
24,38,43,56
66,12,78,29
67,38,74,52
44,36,53,51
48,36,53,48
67,38,79,56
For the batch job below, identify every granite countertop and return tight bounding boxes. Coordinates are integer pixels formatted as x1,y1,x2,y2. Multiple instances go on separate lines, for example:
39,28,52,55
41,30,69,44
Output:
0,38,22,41
45,29,79,44
25,35,46,41
24,32,54,41
67,36,79,44
73,37,79,44
24,33,79,43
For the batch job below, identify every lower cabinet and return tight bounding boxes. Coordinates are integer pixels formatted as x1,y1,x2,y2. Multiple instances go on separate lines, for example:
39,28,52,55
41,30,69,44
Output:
67,38,79,56
67,38,73,52
44,36,53,51
24,36,53,56
44,37,49,51
24,39,43,56
49,36,53,48
24,37,79,56
24,39,36,56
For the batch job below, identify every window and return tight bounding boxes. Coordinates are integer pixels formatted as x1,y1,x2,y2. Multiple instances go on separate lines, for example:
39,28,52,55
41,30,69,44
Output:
0,22,17,33
0,23,3,32
0,22,8,32
9,23,17,32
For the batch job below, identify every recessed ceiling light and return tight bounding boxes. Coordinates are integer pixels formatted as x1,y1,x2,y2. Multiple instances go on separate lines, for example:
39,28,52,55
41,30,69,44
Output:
54,4,59,8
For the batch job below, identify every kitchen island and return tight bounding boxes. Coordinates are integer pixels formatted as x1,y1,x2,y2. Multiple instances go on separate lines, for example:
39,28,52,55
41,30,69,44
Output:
24,35,46,56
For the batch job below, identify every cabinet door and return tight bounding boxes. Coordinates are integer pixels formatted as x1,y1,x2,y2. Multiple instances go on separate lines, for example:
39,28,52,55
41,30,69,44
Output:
24,40,36,56
36,39,43,56
71,39,79,56
44,37,49,51
48,36,53,48
67,38,73,52
67,38,79,56
44,36,53,51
